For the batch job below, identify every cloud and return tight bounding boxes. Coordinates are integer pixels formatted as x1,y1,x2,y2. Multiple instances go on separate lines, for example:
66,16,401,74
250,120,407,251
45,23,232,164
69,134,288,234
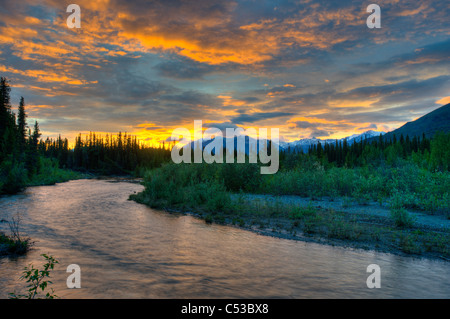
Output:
1,0,449,143
155,57,225,79
357,123,378,130
231,111,295,124
436,96,450,105
161,90,220,109
309,129,331,138
202,121,242,136
291,121,316,129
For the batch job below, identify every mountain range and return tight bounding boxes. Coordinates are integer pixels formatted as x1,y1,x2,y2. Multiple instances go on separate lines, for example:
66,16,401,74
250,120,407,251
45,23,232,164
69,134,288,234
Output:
279,130,385,153
189,103,449,154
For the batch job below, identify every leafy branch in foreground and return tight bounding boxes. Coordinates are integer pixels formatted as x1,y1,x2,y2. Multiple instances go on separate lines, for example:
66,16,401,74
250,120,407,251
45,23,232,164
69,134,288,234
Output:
9,254,59,299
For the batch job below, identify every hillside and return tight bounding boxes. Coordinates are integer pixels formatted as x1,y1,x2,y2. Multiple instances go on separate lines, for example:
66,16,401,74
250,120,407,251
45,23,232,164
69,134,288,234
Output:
383,103,450,141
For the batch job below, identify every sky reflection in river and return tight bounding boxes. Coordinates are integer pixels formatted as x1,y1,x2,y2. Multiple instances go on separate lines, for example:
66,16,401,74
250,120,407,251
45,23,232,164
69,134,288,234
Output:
0,180,449,298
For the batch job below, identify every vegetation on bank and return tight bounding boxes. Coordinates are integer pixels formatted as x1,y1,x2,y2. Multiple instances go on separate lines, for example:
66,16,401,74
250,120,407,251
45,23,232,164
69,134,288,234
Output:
1,74,449,259
0,232,31,256
0,213,32,257
131,131,450,259
0,76,172,259
130,164,449,259
132,135,450,218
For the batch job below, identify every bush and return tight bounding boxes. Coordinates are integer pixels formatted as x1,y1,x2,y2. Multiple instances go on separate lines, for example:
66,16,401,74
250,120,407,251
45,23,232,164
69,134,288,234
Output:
0,232,30,256
133,163,232,213
29,157,82,186
219,163,261,193
0,158,28,194
390,206,416,228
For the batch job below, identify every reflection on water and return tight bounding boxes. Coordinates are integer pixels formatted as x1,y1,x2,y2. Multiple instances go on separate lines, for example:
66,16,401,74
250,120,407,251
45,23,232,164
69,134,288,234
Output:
0,179,449,298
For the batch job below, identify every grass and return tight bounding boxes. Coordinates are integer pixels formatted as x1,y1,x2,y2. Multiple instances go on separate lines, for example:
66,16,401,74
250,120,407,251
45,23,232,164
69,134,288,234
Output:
130,163,450,260
261,164,449,215
135,159,450,216
27,157,88,187
0,156,89,195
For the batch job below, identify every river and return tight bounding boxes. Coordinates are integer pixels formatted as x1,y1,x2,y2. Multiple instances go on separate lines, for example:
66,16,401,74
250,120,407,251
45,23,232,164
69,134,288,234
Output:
0,179,448,298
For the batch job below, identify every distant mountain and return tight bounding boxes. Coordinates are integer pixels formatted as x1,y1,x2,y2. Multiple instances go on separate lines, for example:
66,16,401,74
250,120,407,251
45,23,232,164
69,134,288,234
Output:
186,103,450,155
285,103,450,152
346,130,385,143
189,130,385,154
280,137,334,153
190,135,260,155
281,130,385,153
382,103,450,141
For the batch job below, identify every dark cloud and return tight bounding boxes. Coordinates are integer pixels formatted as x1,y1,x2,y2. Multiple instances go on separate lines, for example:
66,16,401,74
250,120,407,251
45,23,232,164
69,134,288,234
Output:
155,57,224,80
231,111,295,124
161,90,219,107
241,96,260,103
1,0,449,142
357,123,377,130
291,121,316,129
309,129,331,138
203,121,241,136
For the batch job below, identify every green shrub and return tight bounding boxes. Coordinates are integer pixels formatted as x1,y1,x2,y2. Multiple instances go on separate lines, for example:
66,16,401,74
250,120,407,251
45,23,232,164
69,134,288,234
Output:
133,163,232,213
398,233,422,254
390,207,416,228
9,254,59,299
0,158,28,194
327,219,362,240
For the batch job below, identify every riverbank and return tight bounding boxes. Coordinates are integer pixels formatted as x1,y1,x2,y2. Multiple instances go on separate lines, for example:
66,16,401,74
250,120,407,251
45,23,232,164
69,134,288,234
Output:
0,173,140,258
2,178,448,299
130,191,450,262
0,167,88,257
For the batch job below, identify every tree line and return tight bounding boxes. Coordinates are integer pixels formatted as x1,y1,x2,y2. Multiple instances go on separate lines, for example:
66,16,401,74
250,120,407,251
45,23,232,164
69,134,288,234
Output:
0,77,171,194
279,130,449,171
1,75,449,195
41,132,171,173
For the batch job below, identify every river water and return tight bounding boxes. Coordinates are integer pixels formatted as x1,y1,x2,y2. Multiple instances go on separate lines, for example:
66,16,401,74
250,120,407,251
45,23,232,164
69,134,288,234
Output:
0,179,448,298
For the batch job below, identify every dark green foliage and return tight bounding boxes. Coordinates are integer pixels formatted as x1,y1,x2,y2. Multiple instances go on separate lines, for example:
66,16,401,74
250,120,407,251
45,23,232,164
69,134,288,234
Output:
0,157,28,194
131,162,232,213
304,131,433,169
0,213,32,256
429,131,450,171
0,231,30,256
66,132,171,174
221,162,261,192
0,77,12,146
0,79,43,193
17,97,27,149
0,77,171,194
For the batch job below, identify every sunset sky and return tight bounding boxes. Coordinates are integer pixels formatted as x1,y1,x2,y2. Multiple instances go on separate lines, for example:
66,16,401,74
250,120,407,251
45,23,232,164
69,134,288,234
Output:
1,0,449,145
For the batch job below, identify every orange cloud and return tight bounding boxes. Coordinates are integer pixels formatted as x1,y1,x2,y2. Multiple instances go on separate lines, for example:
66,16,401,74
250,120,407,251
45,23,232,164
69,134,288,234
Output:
436,96,450,105
217,95,250,107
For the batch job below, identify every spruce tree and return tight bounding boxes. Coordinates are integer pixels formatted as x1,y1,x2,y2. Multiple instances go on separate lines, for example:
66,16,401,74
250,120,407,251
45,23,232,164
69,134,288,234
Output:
17,96,27,150
0,77,12,157
30,121,41,154
0,77,12,129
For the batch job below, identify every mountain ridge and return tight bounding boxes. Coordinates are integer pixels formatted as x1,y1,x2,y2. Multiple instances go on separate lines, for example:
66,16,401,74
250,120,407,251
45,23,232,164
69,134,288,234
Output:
188,103,449,154
381,103,450,141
